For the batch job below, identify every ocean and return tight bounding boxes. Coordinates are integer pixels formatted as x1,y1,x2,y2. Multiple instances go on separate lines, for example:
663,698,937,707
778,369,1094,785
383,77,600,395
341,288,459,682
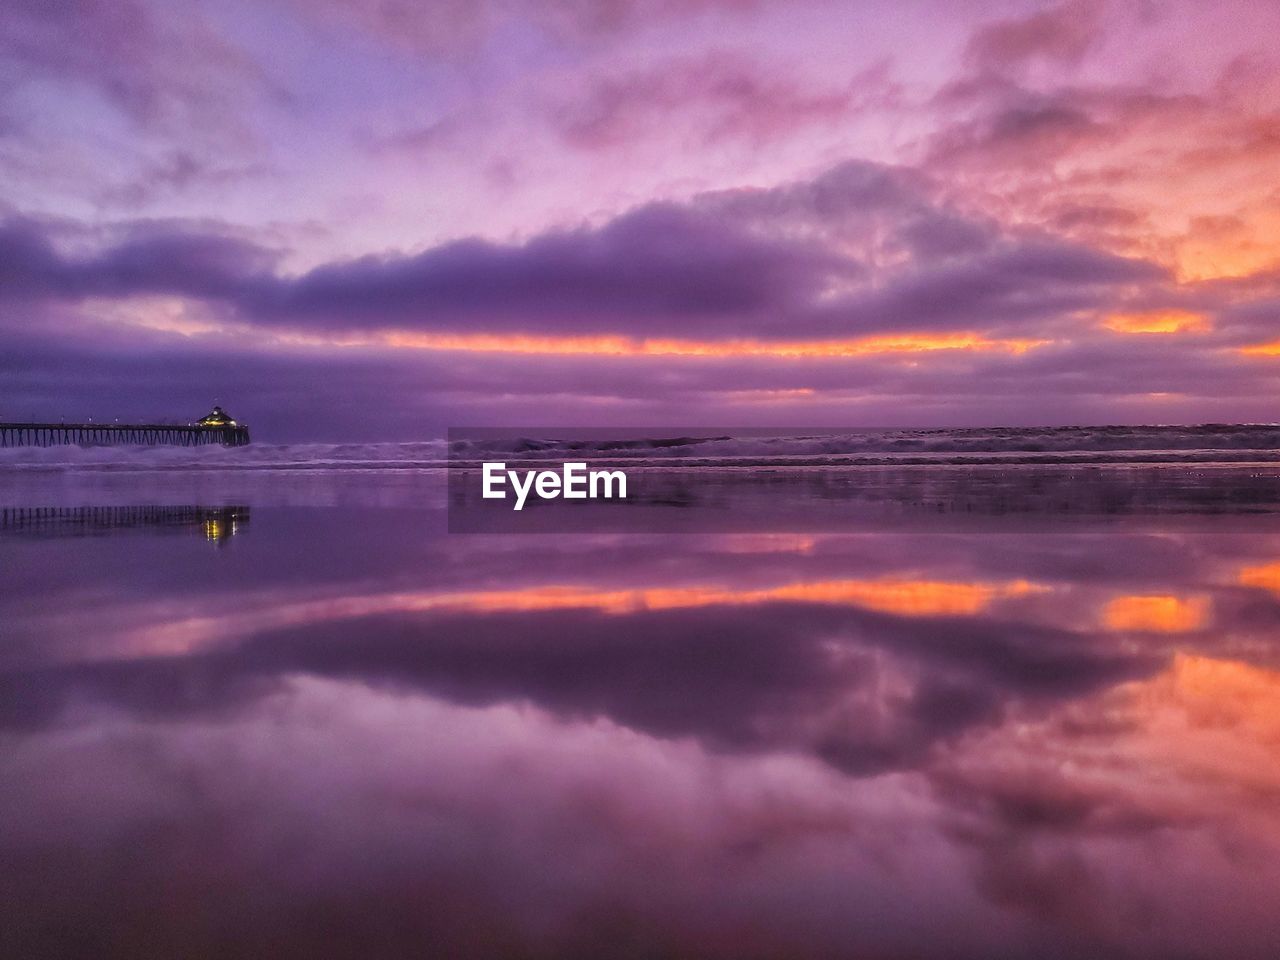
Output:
2,426,1280,958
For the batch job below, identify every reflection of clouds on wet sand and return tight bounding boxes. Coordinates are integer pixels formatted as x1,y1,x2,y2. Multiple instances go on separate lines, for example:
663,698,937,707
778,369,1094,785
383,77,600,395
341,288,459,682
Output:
1102,594,1211,633
932,654,1280,956
1238,561,1280,597
109,574,1050,655
0,679,1010,959
4,517,1280,957
3,658,1278,959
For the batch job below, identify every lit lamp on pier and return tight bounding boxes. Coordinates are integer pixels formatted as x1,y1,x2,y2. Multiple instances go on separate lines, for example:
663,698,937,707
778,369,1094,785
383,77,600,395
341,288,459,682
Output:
197,406,237,427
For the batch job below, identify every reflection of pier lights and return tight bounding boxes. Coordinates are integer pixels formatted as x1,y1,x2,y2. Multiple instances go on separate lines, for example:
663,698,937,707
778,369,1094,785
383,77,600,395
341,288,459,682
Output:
203,511,244,543
0,505,250,542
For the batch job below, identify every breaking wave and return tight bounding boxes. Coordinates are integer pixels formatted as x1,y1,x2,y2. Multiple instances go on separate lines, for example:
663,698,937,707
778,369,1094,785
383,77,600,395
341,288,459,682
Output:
3,424,1280,471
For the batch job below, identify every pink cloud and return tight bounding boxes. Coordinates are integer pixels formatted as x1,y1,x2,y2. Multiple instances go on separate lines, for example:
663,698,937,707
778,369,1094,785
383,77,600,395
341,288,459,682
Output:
964,0,1104,72
552,53,894,150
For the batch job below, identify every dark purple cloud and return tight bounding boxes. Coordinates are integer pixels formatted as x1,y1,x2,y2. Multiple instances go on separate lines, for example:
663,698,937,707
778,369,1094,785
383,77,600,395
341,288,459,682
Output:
0,218,276,301
258,202,857,332
0,159,1167,343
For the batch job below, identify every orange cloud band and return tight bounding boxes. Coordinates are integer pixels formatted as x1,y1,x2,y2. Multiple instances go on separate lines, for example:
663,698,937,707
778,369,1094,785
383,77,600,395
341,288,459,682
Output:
1103,310,1209,335
1240,341,1280,357
383,330,1051,358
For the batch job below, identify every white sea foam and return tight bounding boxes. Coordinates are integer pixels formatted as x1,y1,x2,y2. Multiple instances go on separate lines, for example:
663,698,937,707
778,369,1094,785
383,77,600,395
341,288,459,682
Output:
0,440,451,470
2,425,1279,470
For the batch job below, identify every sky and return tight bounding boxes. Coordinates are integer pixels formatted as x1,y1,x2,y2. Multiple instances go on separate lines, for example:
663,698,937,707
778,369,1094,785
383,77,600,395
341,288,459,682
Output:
2,0,1279,439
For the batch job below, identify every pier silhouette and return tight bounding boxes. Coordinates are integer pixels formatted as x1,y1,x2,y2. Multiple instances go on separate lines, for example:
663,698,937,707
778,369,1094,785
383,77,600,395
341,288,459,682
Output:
0,406,249,448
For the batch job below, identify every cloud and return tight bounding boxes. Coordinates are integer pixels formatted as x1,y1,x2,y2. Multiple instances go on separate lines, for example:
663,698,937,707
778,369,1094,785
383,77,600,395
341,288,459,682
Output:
927,38,1280,283
0,157,1165,348
0,218,276,302
964,0,1104,73
258,201,856,334
94,151,275,210
0,0,275,135
930,100,1106,166
15,139,1273,437
292,0,765,55
550,53,891,150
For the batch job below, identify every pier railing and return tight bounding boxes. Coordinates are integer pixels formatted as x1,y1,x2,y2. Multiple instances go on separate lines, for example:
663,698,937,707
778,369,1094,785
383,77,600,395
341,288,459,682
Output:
0,422,250,447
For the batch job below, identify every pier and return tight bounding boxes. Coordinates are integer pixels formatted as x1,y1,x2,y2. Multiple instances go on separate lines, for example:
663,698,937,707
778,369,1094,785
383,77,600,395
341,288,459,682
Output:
0,406,250,447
